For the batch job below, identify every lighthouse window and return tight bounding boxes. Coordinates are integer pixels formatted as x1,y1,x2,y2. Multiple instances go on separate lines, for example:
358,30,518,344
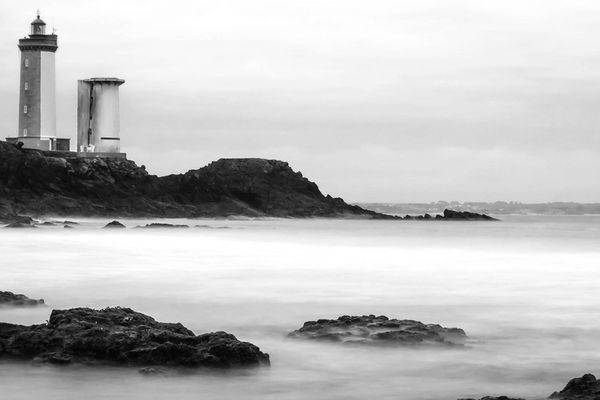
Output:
24,105,28,114
25,58,29,68
24,82,29,91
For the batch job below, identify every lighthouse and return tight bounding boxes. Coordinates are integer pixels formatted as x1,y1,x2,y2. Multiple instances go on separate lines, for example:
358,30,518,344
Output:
6,12,70,151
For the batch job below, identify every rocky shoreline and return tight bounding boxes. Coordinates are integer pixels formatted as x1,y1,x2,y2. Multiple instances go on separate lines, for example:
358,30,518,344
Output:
0,141,496,222
0,141,387,220
1,208,497,228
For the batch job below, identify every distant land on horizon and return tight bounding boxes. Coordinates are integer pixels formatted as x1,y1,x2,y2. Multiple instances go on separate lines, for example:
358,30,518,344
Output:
357,202,600,216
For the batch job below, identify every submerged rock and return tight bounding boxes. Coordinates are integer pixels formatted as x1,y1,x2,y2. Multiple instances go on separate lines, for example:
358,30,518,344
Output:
135,223,189,228
288,315,466,346
0,291,44,306
549,374,600,400
103,220,126,228
0,307,269,368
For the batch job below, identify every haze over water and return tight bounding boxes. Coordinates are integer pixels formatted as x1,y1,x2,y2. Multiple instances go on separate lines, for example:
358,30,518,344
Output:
1,216,599,400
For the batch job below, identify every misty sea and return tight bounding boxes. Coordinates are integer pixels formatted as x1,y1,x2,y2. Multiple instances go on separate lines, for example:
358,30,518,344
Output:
1,215,599,400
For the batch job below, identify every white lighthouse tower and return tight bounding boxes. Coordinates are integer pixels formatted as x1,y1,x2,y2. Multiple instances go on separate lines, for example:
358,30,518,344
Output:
7,11,70,150
7,12,70,150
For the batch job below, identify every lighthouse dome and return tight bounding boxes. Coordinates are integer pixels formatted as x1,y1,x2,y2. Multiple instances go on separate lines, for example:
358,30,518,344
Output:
31,16,46,25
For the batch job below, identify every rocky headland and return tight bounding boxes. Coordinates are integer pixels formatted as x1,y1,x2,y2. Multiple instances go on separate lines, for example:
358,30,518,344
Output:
288,315,467,346
0,141,496,221
0,291,44,306
0,307,269,368
0,141,385,220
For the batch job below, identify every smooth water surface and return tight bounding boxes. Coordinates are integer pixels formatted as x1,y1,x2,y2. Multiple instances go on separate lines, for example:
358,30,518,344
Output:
1,216,599,400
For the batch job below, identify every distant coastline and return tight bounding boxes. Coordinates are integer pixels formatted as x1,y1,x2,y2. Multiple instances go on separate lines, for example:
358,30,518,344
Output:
357,202,600,216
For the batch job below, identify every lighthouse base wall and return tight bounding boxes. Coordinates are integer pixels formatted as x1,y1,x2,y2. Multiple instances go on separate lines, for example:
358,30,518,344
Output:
6,136,70,151
16,146,127,159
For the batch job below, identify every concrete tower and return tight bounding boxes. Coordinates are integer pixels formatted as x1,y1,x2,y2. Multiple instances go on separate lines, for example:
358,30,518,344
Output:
7,12,69,151
77,78,125,154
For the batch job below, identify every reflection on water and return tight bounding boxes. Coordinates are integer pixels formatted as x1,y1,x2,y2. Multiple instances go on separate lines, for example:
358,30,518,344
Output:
1,216,599,400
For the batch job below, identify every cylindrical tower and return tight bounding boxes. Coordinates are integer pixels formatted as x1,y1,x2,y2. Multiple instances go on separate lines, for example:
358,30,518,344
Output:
17,12,58,149
77,78,125,153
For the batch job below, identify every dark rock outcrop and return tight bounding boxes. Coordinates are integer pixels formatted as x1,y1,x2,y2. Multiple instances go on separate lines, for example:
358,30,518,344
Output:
0,141,390,219
403,209,498,221
0,291,44,306
549,374,600,400
288,315,466,346
103,220,126,228
440,209,498,221
0,307,269,368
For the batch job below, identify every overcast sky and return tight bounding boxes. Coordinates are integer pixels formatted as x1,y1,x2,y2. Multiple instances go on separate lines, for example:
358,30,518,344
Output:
0,0,598,202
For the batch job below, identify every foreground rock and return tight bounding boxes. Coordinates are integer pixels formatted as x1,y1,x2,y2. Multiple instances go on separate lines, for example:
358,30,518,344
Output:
288,315,466,346
0,307,269,368
459,374,600,400
0,291,44,306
